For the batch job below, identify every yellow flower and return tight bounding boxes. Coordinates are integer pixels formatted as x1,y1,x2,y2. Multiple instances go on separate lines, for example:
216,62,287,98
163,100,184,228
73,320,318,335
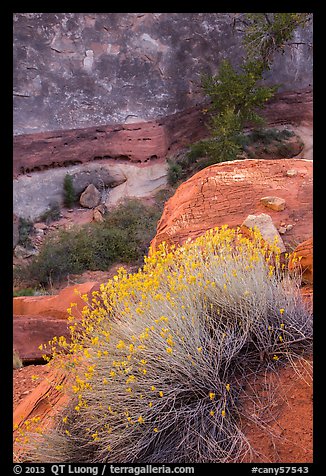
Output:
62,416,68,423
221,410,226,417
153,427,159,432
116,340,126,350
159,390,164,397
225,384,230,392
279,335,283,342
31,375,39,382
210,410,215,416
209,392,216,400
151,385,156,391
280,308,285,315
273,355,279,361
138,416,144,424
166,347,173,354
126,375,136,384
280,323,285,329
197,347,202,353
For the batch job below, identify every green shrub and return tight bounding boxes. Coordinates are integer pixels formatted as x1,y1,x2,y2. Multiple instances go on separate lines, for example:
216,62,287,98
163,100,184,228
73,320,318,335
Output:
22,227,312,463
13,288,35,297
245,128,295,146
187,141,211,163
63,174,76,208
18,218,34,248
15,199,162,287
167,161,184,186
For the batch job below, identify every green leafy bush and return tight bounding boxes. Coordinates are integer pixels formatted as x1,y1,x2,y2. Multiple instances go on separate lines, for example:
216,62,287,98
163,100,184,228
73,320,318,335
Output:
13,288,35,297
167,161,184,186
15,199,162,286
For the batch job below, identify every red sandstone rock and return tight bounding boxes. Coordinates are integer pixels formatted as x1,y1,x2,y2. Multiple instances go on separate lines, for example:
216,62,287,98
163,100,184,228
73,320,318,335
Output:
13,315,71,363
13,281,100,320
13,89,312,178
150,159,312,253
13,368,69,460
289,237,313,284
12,105,209,178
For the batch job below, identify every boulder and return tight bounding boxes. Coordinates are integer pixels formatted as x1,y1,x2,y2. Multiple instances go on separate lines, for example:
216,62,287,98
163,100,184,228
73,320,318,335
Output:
150,159,312,253
13,315,71,363
289,237,313,284
79,184,101,208
241,213,286,252
13,281,100,320
260,196,286,212
71,167,126,195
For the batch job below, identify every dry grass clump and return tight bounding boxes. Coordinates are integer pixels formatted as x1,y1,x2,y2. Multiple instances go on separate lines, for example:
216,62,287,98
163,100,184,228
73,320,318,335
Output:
20,226,312,463
13,349,23,369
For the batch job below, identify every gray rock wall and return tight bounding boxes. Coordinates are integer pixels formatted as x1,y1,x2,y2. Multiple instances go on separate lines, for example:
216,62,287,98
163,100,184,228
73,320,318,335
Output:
13,13,313,135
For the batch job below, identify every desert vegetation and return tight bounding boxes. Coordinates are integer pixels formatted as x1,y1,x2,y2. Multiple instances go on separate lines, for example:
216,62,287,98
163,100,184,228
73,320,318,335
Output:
14,197,170,288
167,127,299,186
17,226,312,463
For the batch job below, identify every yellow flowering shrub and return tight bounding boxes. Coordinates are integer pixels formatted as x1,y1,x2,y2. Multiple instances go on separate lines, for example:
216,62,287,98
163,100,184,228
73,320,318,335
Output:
22,226,312,463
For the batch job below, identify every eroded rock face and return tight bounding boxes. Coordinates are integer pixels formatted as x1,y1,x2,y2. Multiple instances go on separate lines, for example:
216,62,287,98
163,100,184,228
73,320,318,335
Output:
13,13,312,136
150,158,312,253
13,368,69,460
13,90,312,179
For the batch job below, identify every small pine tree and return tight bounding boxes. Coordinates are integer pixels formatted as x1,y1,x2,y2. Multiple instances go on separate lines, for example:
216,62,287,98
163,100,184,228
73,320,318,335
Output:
200,59,277,163
63,174,76,208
